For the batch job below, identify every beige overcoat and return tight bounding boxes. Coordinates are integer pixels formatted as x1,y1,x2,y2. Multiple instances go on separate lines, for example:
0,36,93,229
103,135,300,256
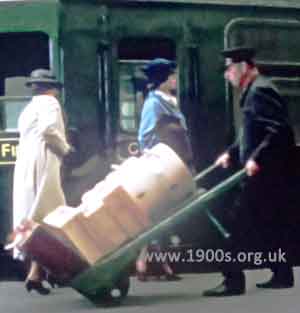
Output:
13,95,71,229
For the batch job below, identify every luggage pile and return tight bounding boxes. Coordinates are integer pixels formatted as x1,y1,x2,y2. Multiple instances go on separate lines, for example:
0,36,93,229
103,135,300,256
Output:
19,143,196,283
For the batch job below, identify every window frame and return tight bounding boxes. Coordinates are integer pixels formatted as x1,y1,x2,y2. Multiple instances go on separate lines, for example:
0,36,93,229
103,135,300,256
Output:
224,18,300,140
0,31,53,132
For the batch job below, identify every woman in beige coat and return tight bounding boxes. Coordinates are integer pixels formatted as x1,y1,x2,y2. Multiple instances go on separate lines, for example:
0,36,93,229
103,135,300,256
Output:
13,69,71,294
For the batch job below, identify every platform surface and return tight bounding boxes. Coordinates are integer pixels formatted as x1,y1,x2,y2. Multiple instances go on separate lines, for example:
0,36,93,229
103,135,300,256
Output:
1,268,300,313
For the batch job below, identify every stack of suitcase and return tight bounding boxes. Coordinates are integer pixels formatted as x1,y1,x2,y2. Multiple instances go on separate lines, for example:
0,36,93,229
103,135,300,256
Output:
19,143,196,281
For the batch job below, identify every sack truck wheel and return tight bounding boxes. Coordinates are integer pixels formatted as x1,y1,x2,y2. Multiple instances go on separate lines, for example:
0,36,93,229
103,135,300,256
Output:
88,275,130,307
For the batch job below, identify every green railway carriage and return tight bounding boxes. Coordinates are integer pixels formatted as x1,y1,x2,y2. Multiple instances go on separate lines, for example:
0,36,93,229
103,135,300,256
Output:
1,0,300,271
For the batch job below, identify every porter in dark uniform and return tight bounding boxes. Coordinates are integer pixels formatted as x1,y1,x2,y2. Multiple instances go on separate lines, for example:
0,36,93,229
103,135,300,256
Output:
203,47,295,297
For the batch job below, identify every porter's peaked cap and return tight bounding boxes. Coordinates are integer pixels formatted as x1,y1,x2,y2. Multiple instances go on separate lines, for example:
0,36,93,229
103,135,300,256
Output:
221,47,256,63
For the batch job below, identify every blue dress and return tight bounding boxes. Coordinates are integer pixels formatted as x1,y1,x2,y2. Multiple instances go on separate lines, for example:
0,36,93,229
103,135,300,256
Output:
138,91,187,151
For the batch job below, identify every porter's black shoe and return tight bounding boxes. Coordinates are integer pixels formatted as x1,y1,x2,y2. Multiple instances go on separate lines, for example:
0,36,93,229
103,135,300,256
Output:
256,275,294,289
202,280,245,297
203,272,245,297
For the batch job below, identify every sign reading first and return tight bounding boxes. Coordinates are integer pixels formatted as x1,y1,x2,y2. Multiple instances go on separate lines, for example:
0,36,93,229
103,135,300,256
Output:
0,137,18,165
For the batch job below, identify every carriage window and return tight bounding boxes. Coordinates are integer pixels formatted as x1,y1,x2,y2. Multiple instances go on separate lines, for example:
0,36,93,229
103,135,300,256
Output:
0,32,49,130
225,18,300,141
118,38,176,133
118,60,148,133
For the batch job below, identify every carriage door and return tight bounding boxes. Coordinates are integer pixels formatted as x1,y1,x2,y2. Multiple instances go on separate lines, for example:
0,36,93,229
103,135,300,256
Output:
225,18,300,141
0,32,50,244
116,38,176,161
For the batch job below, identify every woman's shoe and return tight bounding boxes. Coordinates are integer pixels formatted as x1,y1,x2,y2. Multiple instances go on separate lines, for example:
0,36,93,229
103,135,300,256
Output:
161,262,181,281
165,273,182,281
25,280,50,295
46,274,59,288
137,271,148,282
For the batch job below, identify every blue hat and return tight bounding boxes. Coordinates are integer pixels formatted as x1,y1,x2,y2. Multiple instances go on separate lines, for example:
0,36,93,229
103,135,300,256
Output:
142,58,176,87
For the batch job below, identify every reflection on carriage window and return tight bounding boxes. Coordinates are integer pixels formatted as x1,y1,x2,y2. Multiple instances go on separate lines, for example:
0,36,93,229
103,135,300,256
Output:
0,97,30,131
119,61,147,133
0,32,49,131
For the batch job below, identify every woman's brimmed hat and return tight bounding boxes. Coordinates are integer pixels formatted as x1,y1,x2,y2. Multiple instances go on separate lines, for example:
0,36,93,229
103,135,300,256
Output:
25,69,63,88
142,58,176,87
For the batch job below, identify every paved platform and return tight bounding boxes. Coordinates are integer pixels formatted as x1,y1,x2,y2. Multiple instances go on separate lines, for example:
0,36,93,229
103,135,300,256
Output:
1,268,300,313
